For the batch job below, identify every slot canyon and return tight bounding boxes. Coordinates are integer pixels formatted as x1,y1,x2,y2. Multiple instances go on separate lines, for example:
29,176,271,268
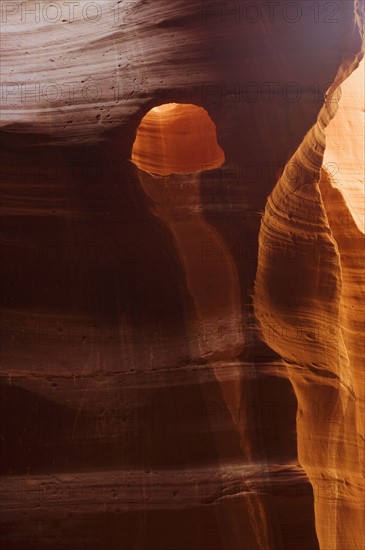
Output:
0,1,364,549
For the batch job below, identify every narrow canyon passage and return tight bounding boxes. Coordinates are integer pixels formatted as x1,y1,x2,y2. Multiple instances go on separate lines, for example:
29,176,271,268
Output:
132,103,320,548
1,1,364,549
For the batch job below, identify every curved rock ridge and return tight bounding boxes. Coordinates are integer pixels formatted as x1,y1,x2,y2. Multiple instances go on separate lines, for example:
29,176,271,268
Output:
254,53,364,550
1,0,361,142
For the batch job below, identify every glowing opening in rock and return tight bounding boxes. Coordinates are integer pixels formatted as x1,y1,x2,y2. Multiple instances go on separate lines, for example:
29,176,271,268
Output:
131,103,225,175
323,59,364,233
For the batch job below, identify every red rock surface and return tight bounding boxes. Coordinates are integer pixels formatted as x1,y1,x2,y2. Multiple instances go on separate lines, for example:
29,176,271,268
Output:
1,1,364,549
132,103,225,174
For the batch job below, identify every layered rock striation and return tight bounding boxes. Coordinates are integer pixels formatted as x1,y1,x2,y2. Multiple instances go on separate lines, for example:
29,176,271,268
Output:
1,1,364,549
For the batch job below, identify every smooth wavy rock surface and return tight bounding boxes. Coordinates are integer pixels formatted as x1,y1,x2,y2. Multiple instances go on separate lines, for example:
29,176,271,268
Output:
1,1,364,549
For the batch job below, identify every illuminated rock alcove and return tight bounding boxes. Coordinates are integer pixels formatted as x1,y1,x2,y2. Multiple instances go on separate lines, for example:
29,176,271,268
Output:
131,103,225,175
